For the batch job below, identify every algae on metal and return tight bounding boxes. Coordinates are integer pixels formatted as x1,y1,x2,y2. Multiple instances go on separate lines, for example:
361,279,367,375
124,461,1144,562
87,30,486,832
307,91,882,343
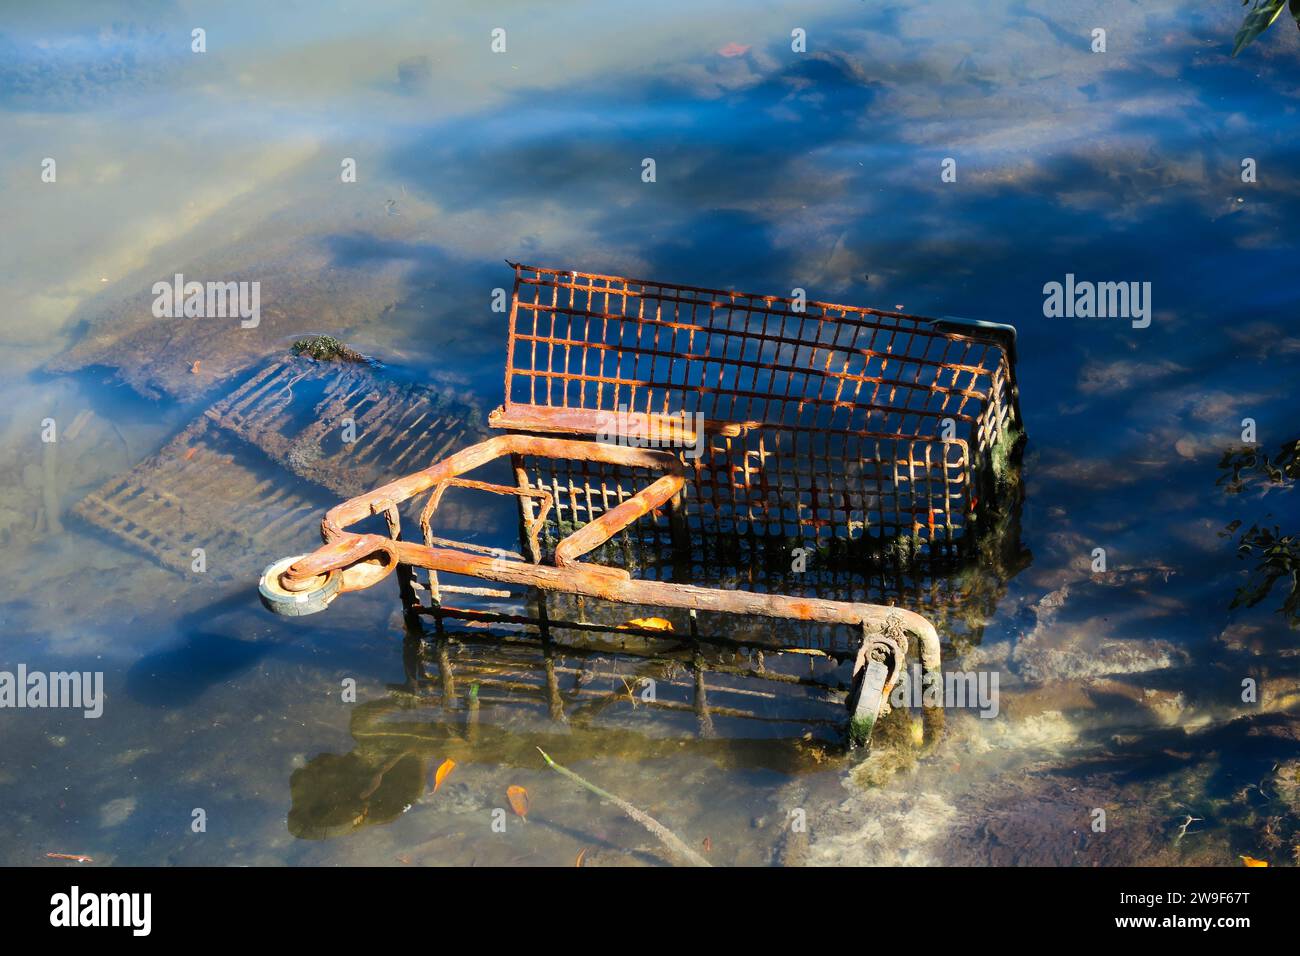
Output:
291,335,371,364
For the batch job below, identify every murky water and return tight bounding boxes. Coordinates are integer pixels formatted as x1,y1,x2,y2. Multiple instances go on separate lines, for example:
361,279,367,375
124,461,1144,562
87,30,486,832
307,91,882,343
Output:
3,1,1298,866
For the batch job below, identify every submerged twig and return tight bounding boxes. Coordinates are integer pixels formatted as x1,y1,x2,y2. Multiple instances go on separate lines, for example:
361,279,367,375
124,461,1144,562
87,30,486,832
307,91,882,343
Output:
1173,814,1203,846
536,747,711,867
42,437,62,535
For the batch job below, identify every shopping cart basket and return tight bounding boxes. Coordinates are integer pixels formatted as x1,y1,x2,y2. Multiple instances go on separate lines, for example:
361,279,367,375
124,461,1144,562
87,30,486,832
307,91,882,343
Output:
259,264,1024,744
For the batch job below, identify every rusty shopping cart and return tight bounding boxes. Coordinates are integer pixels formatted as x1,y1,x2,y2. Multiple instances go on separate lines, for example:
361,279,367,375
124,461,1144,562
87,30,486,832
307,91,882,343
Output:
259,264,1024,744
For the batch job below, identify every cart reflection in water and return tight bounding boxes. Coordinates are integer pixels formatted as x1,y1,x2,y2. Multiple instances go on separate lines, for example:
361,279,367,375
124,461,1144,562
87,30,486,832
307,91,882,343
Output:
288,622,899,842
288,478,1029,846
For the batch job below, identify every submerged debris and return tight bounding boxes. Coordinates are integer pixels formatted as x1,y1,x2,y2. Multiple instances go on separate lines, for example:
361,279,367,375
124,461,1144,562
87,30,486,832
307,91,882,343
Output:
73,418,327,580
71,350,485,578
537,747,712,867
506,785,530,819
204,354,483,497
45,852,94,863
291,335,371,364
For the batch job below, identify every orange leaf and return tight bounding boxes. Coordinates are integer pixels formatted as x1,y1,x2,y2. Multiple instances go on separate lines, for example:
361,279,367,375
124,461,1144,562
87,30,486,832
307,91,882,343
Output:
183,447,197,461
619,617,674,632
1240,855,1269,867
575,848,587,867
507,785,530,819
432,758,455,794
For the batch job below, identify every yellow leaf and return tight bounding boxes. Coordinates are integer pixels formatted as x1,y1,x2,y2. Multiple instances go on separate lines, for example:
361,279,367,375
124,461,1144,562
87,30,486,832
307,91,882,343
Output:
1240,855,1269,867
432,758,455,794
507,785,530,819
575,848,587,867
620,617,674,632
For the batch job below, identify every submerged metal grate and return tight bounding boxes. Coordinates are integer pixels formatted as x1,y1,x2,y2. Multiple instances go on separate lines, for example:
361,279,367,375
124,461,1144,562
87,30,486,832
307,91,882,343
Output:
73,418,325,579
75,354,487,577
205,356,483,497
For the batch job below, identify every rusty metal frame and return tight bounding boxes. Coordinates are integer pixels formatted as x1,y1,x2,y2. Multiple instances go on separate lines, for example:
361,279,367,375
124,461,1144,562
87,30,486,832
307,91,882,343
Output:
259,263,1032,742
270,432,941,737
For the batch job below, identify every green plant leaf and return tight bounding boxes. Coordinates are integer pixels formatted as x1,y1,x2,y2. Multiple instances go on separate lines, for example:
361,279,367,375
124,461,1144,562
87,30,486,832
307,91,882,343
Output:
1234,0,1288,55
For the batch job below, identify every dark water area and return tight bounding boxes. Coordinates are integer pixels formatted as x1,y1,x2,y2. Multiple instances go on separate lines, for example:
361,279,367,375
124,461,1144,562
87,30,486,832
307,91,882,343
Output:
1,1,1298,866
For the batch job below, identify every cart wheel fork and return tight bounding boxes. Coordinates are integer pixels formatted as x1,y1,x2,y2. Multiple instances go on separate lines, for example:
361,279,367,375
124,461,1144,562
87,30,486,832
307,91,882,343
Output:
847,613,941,748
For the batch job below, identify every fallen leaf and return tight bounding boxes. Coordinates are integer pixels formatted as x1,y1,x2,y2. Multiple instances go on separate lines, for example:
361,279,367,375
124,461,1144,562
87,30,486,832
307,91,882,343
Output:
183,447,197,461
1240,855,1269,867
619,617,674,632
507,785,530,819
718,42,750,57
701,837,712,853
432,758,455,794
575,848,587,867
190,360,201,374
45,853,93,863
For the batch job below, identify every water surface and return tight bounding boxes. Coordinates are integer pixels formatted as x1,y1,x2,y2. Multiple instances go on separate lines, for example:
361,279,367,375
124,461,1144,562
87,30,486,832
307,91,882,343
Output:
2,0,1298,866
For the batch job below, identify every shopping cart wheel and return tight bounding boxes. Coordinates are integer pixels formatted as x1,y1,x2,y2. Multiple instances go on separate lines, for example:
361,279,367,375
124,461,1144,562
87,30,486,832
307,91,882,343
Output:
847,659,890,747
846,632,902,747
259,555,341,617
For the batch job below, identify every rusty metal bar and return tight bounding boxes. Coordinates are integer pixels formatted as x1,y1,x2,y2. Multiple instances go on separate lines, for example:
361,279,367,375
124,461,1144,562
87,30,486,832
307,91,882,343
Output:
376,497,418,620
282,528,941,681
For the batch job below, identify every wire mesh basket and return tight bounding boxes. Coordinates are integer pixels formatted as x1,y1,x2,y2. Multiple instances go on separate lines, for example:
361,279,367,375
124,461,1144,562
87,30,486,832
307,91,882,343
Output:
494,263,1024,563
